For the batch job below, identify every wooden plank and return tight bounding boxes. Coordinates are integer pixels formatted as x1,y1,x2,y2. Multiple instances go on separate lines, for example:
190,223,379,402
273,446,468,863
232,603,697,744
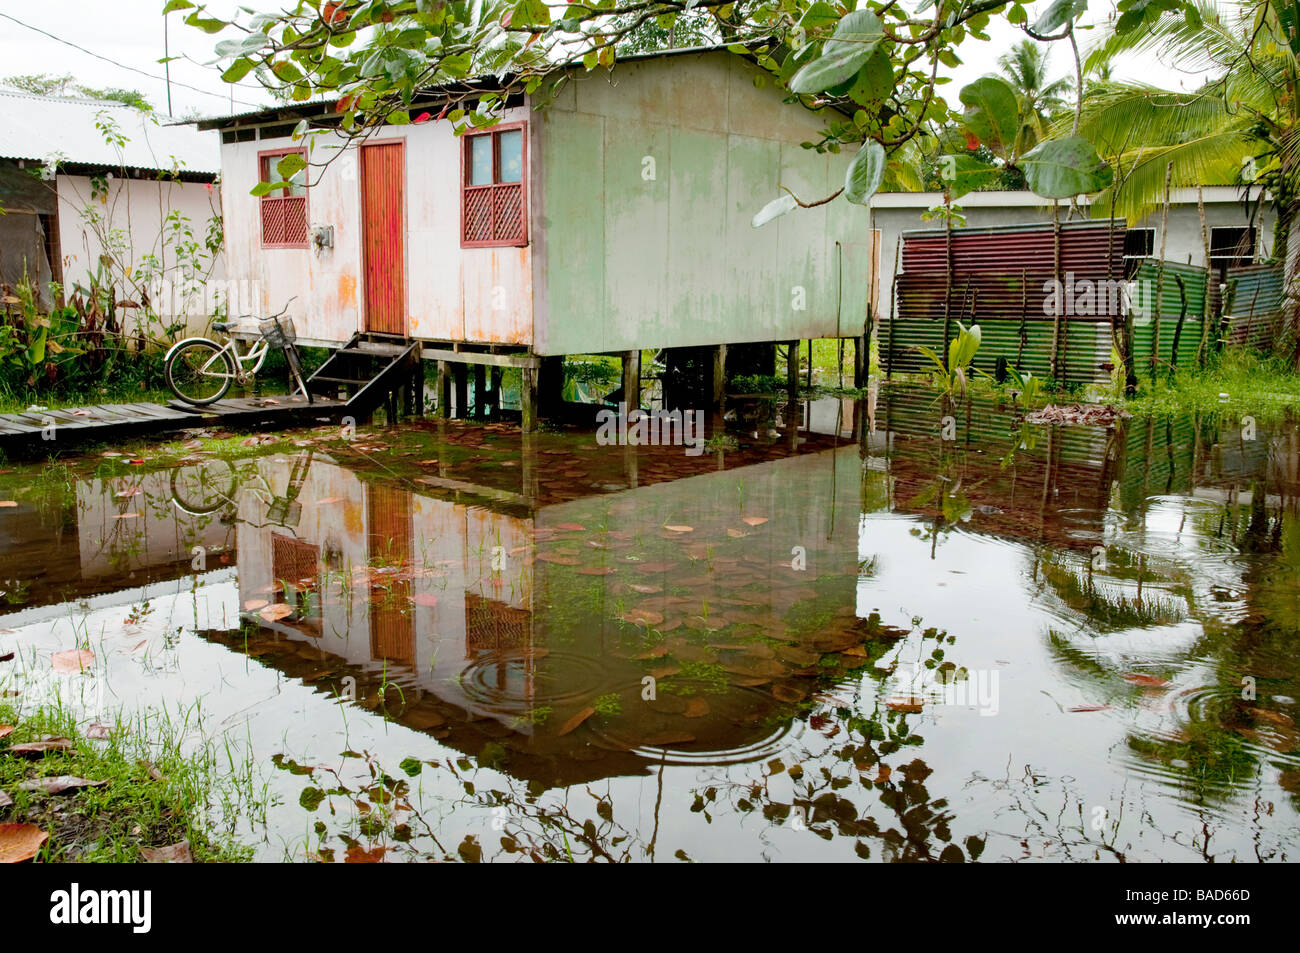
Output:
419,347,539,369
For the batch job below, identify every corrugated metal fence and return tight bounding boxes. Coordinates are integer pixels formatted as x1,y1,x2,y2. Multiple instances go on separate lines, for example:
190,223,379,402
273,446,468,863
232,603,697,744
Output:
879,220,1288,386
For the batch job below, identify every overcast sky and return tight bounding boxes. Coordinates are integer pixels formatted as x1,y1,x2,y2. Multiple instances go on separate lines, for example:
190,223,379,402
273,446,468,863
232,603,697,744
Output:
0,0,1197,120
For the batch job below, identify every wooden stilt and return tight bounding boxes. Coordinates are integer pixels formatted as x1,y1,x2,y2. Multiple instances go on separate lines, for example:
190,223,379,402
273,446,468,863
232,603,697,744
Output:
489,367,502,417
622,349,641,411
521,366,538,433
711,344,727,408
436,361,451,418
472,365,486,418
453,365,468,420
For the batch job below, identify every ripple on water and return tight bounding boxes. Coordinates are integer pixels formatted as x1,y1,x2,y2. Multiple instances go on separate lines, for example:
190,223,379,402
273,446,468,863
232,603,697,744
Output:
586,682,802,767
458,649,610,712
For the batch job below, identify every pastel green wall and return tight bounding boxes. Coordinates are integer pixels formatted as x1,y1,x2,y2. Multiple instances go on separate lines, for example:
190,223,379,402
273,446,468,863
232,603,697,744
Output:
531,51,875,356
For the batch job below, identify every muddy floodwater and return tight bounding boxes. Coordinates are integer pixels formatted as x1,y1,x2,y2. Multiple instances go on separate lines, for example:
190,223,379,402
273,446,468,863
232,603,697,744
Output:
2,385,1298,862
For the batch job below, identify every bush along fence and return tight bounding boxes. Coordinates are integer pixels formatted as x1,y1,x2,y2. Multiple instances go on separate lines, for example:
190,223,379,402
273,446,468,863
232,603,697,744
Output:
877,219,1287,392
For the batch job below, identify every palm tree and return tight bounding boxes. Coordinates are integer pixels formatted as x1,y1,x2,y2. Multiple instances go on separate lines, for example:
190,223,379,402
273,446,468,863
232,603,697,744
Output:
1077,0,1300,364
997,40,1073,156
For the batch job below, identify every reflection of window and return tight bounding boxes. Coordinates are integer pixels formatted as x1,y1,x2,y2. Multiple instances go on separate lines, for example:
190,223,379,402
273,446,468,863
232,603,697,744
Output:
1123,228,1155,258
259,150,308,248
461,125,526,247
465,593,531,655
1210,226,1256,268
272,533,319,588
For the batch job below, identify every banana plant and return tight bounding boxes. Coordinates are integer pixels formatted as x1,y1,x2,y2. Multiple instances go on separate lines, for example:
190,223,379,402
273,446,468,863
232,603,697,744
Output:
913,322,982,397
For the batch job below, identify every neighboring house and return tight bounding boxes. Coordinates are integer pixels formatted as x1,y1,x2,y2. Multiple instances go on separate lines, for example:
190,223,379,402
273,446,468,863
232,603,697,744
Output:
0,90,223,332
194,47,880,412
870,187,1275,325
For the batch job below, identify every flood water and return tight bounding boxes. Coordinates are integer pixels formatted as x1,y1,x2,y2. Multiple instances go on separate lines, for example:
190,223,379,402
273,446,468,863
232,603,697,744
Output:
2,385,1298,862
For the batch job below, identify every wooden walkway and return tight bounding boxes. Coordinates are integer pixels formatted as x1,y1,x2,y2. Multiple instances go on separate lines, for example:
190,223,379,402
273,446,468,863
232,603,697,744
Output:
0,394,350,457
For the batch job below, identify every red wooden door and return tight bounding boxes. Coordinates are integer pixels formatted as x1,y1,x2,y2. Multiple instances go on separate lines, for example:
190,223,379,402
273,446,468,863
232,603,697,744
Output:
360,142,406,336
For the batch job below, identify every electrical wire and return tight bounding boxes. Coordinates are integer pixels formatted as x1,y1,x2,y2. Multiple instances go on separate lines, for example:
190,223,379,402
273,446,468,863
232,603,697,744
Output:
0,11,267,111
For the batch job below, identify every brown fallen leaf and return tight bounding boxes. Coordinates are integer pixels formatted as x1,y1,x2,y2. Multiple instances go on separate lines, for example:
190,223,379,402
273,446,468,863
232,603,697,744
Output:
741,516,768,527
0,791,11,808
0,725,13,739
557,706,596,736
7,738,74,757
1248,707,1295,727
0,824,48,863
621,608,665,626
627,584,662,594
554,522,586,532
1068,704,1114,713
683,697,710,718
242,599,269,612
84,724,113,740
140,841,193,863
886,697,925,714
1122,673,1171,688
18,776,108,795
725,528,749,538
52,649,94,673
258,603,294,622
576,567,616,576
663,524,694,533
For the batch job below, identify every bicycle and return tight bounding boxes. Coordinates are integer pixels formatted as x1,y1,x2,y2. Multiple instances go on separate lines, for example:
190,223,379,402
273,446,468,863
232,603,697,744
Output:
164,300,312,406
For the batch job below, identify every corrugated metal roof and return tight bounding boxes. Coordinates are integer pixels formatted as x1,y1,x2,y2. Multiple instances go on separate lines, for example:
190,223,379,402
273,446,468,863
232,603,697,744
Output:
0,91,219,176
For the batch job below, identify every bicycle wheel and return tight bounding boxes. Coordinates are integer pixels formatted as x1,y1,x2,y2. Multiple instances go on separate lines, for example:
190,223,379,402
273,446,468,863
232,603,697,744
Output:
170,459,237,516
166,340,235,405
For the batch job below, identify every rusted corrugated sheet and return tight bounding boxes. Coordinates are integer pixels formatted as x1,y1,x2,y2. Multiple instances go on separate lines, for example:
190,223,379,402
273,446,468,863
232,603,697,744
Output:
882,221,1126,385
1129,258,1208,372
360,141,406,336
1221,263,1285,350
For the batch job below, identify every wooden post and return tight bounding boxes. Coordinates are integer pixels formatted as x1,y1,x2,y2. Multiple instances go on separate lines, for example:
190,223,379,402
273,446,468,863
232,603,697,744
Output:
712,344,727,409
621,349,641,411
1196,185,1213,368
853,333,867,389
436,361,451,418
520,366,538,433
1048,201,1064,382
453,364,468,420
472,365,486,418
1153,163,1173,382
489,367,502,418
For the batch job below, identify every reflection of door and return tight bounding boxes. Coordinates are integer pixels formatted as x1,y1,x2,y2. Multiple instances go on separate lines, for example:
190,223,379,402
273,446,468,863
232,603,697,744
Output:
360,141,405,336
366,484,414,665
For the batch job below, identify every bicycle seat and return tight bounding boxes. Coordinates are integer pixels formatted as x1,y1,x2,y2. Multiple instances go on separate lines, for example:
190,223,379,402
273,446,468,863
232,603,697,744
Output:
211,320,233,333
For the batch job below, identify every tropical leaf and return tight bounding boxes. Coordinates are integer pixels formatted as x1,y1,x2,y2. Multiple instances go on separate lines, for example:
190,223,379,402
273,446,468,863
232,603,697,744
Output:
844,141,887,205
937,154,1002,198
1020,137,1114,198
751,193,798,227
959,76,1021,159
789,10,885,94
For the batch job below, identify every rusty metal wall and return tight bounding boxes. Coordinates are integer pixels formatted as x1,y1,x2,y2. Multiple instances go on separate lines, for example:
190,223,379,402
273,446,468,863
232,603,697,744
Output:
881,221,1126,385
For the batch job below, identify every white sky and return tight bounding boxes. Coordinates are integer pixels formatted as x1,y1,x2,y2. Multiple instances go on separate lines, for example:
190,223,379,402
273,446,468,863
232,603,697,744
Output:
0,0,1196,120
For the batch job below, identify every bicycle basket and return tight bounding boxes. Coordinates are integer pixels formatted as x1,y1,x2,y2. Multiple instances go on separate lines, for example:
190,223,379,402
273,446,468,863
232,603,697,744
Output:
258,316,297,348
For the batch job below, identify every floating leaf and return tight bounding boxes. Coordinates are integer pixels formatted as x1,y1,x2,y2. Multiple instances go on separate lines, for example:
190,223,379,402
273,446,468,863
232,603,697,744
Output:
1121,673,1170,688
663,524,694,533
557,706,595,736
52,649,94,673
741,516,769,527
258,603,294,622
621,608,665,626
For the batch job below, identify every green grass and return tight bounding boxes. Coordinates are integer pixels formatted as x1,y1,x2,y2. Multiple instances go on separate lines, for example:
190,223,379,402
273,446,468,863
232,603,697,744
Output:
1125,350,1300,421
0,702,256,862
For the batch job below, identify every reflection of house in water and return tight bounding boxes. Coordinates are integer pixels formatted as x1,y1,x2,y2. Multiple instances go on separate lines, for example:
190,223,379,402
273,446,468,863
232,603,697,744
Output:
219,430,873,782
0,465,235,609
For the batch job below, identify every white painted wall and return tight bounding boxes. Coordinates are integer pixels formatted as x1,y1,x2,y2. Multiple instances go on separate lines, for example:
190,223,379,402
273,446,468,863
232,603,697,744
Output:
219,105,533,348
55,173,225,337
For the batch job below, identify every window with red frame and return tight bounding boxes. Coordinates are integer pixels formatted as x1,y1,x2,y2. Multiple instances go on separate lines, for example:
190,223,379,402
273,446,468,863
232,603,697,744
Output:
259,151,308,248
462,126,526,247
